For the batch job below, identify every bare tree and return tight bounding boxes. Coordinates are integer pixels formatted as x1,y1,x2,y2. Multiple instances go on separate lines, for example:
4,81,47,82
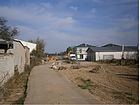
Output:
0,17,19,41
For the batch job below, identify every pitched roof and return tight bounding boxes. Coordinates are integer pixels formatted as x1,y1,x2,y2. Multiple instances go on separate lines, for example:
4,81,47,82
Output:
14,39,36,52
87,46,138,52
102,44,121,47
76,43,96,47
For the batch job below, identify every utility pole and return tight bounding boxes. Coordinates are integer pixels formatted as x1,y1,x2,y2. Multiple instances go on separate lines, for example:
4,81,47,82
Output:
122,45,124,59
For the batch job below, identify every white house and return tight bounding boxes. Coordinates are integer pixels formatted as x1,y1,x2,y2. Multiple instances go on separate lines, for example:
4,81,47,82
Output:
86,44,138,61
75,43,95,60
14,39,37,52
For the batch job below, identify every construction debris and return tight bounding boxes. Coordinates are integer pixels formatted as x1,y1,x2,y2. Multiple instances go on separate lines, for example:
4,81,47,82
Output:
89,65,101,73
70,63,80,69
51,62,67,70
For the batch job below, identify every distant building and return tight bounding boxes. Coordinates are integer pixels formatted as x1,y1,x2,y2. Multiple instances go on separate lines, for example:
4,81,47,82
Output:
86,44,138,61
74,43,95,60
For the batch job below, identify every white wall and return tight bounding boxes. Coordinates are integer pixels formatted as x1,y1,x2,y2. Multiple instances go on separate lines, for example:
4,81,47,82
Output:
14,39,36,52
0,54,14,85
77,54,87,60
76,47,88,60
95,51,138,61
0,41,30,85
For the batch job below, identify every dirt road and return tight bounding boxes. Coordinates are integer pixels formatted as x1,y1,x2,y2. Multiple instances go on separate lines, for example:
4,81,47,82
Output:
24,63,99,104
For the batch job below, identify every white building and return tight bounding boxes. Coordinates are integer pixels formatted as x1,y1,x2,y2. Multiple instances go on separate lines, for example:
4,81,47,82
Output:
76,47,88,60
14,39,36,52
86,44,138,61
75,43,95,60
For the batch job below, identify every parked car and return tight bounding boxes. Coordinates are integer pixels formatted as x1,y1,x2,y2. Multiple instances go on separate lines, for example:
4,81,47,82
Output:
69,54,76,60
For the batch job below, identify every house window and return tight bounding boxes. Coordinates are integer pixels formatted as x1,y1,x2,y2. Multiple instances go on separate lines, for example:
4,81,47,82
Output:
79,49,82,53
80,54,83,59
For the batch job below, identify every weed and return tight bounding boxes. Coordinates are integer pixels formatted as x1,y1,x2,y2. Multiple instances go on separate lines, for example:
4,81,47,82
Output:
124,92,132,96
76,78,98,94
112,91,138,104
78,85,88,89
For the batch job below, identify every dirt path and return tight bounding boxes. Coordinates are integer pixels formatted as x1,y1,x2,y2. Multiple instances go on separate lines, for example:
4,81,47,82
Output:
24,63,99,104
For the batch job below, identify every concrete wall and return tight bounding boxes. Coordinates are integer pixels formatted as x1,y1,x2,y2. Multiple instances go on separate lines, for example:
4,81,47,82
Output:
12,41,26,73
0,54,14,85
25,47,30,65
0,41,30,85
76,47,88,60
14,39,36,52
95,51,138,61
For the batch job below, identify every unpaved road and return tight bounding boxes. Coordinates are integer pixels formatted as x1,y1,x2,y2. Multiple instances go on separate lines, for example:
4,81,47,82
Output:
24,63,99,104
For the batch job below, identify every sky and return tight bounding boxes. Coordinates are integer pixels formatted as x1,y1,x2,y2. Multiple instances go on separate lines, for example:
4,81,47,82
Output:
0,0,138,53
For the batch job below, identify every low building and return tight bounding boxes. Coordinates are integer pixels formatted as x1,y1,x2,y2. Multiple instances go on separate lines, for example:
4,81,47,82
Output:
0,39,32,84
14,39,37,52
86,44,138,61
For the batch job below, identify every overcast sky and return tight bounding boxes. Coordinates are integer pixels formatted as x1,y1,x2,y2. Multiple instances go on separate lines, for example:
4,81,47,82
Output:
0,0,138,53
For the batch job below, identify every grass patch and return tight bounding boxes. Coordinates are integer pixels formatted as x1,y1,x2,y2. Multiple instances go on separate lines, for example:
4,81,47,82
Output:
13,65,31,104
78,85,88,89
76,77,98,94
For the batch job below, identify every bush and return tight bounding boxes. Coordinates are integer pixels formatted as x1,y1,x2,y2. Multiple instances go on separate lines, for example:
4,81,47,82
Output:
30,57,42,67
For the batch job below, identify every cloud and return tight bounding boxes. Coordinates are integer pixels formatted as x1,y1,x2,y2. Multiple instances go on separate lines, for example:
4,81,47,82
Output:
0,6,76,27
70,6,78,11
82,8,96,18
0,0,138,52
40,2,53,9
17,25,39,40
92,0,138,5
92,0,104,3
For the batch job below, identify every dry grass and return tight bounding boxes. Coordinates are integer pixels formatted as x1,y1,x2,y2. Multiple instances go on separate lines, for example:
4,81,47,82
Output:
0,65,31,104
58,61,139,104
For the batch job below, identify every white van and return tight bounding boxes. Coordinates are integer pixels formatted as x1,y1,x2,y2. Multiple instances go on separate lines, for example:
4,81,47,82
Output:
69,54,76,60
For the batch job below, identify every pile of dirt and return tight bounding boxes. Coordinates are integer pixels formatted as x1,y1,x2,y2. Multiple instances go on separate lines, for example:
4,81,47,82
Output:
89,65,101,73
58,61,139,104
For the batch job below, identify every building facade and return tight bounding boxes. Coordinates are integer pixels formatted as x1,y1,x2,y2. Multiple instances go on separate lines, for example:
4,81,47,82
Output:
74,43,95,61
0,39,30,85
14,39,37,52
87,45,138,61
76,47,88,60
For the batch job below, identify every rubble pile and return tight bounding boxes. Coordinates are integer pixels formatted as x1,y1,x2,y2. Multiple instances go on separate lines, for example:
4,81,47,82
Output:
51,62,67,70
89,65,101,73
70,63,80,69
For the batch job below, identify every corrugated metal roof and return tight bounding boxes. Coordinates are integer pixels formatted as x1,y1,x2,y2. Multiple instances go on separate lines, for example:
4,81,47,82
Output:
75,43,95,47
102,44,121,47
87,46,138,52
